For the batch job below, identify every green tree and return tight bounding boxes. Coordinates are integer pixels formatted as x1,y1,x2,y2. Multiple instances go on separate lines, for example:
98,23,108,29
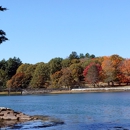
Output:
16,64,37,88
79,53,85,59
85,53,90,58
0,6,8,44
6,57,22,79
90,54,95,58
69,51,79,60
16,64,30,73
48,57,63,75
0,59,7,70
61,59,71,68
0,69,6,88
30,63,50,88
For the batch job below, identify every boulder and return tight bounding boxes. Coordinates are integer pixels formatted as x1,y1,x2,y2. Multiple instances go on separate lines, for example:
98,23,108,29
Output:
0,107,64,129
0,107,35,128
0,107,33,121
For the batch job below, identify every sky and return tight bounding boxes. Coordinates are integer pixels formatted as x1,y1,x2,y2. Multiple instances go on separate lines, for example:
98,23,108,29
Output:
0,0,130,64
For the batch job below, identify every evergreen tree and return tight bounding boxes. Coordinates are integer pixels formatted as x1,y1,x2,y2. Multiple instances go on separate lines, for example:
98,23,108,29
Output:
0,6,8,44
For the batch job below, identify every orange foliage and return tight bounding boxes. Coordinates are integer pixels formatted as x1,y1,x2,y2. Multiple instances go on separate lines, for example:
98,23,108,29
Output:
118,59,130,83
101,55,123,82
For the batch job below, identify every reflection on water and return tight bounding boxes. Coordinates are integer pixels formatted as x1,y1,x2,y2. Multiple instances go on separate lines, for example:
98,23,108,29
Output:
1,92,130,130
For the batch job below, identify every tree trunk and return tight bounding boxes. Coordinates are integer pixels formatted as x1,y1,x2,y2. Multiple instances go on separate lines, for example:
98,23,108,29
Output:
108,82,110,86
111,81,114,86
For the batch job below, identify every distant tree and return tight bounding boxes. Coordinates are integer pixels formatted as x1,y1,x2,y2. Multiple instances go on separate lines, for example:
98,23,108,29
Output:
81,59,94,69
61,59,71,68
6,73,29,89
16,64,30,73
48,57,63,75
0,57,22,87
69,51,79,60
0,6,8,44
16,64,37,88
69,63,83,85
85,53,90,58
58,68,73,90
0,59,7,70
83,63,102,87
30,63,50,88
50,70,62,89
6,57,22,79
101,55,123,86
0,69,6,88
71,59,80,64
79,53,85,59
90,54,95,58
118,59,130,84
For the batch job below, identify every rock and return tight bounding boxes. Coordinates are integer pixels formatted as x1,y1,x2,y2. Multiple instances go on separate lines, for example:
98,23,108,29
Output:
0,107,64,129
0,107,34,128
0,107,33,121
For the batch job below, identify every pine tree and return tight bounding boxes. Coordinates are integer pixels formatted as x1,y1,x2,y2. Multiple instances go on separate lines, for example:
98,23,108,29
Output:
0,6,8,44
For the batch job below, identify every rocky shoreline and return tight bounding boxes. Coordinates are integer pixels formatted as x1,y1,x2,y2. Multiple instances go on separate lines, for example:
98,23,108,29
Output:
0,107,64,129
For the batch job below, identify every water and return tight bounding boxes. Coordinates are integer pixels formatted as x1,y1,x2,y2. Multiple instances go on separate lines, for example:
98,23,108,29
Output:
1,92,130,130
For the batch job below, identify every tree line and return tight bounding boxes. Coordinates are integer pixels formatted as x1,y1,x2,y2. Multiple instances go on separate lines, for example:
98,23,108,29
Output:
0,52,130,90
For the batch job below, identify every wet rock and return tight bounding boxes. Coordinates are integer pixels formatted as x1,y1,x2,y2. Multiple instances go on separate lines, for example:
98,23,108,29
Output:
0,107,33,121
0,107,64,129
0,107,34,128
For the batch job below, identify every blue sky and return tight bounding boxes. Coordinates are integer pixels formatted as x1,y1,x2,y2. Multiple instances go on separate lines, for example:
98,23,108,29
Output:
0,0,130,64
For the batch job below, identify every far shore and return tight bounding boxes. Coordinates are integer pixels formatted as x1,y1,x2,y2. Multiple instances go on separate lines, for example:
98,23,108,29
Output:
23,86,130,95
1,86,130,95
50,86,130,94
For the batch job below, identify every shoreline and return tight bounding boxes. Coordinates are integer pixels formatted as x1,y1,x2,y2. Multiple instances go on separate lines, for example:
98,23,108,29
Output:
1,86,130,95
25,86,130,94
49,86,130,94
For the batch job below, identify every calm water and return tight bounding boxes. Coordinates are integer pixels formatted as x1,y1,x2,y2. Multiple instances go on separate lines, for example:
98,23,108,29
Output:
1,92,130,130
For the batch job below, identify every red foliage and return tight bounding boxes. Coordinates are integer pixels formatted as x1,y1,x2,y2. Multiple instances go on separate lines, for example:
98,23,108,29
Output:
83,63,102,84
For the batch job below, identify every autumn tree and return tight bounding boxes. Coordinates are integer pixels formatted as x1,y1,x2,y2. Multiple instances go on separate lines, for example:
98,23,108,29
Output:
50,70,62,89
30,63,50,88
70,59,80,64
16,64,30,73
0,6,8,44
83,63,102,87
6,73,30,90
101,55,123,86
58,68,73,90
118,59,130,84
15,64,37,88
48,57,63,75
61,58,71,68
69,63,83,85
0,57,22,88
81,58,95,69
